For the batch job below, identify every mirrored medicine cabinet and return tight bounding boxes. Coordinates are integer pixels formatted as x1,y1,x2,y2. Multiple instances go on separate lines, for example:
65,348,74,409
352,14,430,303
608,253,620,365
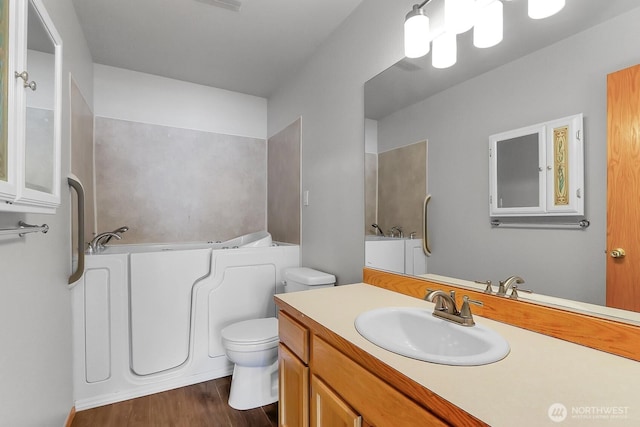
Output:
0,0,62,214
489,113,584,217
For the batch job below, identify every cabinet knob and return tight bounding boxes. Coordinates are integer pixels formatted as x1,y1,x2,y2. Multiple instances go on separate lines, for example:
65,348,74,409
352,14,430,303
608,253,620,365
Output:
15,71,37,91
610,248,626,258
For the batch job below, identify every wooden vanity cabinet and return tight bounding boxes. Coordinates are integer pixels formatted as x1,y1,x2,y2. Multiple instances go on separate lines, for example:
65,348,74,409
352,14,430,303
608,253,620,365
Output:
277,305,457,427
310,374,362,427
279,343,309,427
278,311,311,427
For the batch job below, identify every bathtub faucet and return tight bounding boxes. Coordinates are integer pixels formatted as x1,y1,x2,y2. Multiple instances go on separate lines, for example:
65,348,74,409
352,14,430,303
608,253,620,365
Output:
88,232,122,254
102,225,129,245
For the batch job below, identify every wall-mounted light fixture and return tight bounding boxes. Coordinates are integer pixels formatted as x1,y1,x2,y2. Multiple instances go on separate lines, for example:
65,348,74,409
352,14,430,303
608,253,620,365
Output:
404,0,566,68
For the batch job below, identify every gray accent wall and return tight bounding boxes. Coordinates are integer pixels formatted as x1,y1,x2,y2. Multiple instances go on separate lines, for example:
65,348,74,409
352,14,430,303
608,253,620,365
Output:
268,118,301,244
95,117,267,244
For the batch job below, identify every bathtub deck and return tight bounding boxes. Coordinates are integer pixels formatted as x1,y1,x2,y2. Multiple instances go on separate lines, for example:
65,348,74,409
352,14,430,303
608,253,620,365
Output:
71,377,277,427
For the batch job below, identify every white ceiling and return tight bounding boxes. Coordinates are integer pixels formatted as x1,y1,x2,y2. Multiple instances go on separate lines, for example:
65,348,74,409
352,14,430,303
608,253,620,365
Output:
71,0,366,98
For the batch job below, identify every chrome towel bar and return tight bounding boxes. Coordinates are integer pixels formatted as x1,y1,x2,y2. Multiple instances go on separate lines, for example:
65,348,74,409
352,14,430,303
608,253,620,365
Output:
0,221,49,237
490,219,590,229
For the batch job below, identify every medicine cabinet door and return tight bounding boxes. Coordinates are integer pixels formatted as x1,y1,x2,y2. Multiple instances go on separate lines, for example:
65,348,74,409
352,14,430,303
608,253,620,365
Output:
0,0,18,203
544,114,584,215
490,124,546,216
0,0,62,213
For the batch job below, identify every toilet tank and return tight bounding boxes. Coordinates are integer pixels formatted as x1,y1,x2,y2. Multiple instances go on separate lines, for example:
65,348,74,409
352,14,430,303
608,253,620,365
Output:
283,267,336,293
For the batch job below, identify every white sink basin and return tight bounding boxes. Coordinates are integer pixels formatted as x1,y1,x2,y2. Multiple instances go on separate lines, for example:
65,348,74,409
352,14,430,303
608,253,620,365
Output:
354,307,510,366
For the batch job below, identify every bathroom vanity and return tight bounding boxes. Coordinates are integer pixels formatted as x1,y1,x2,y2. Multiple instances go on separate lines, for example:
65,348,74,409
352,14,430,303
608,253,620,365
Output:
275,280,640,426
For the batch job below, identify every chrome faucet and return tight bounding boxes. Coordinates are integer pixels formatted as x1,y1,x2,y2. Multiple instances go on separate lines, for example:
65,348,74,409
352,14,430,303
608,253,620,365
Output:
497,276,525,296
474,280,494,294
424,290,482,327
102,225,129,245
88,232,122,253
371,224,385,237
390,226,403,238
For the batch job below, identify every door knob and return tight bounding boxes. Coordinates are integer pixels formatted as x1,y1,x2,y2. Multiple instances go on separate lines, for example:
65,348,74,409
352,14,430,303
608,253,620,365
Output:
610,248,626,258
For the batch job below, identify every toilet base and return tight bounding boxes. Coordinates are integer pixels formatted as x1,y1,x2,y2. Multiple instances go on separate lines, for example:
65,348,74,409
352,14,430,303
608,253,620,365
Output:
228,359,279,410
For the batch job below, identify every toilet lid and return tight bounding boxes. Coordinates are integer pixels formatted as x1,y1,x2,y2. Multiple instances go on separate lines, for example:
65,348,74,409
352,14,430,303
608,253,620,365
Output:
221,317,278,344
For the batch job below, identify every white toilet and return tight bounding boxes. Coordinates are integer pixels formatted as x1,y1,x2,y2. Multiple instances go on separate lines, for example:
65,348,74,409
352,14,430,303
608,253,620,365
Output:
220,267,335,410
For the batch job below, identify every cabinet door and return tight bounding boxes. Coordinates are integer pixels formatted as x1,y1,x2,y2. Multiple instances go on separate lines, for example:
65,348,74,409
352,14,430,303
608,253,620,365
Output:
544,113,584,215
0,0,62,213
0,0,19,203
489,123,546,216
311,375,361,427
279,343,309,427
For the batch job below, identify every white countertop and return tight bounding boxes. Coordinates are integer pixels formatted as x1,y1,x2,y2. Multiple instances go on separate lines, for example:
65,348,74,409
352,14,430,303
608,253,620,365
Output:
276,283,640,427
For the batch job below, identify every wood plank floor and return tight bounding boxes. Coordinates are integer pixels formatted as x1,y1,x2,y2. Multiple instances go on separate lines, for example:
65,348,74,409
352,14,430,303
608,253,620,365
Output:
71,377,278,427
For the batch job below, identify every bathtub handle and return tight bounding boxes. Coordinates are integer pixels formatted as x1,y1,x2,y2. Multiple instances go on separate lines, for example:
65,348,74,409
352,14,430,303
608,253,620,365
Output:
422,194,431,257
68,174,85,284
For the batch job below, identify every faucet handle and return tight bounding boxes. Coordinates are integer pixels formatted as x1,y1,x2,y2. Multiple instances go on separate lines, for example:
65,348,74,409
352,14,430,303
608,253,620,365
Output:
497,280,507,296
474,280,493,294
509,285,533,300
459,296,483,326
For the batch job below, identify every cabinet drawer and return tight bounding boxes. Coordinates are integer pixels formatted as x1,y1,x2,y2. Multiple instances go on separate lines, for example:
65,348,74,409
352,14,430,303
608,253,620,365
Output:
279,311,309,364
312,336,447,427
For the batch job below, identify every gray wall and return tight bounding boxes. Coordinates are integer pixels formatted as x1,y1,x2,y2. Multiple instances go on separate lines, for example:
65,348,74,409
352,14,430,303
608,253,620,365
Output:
377,8,640,304
0,0,94,425
268,0,412,284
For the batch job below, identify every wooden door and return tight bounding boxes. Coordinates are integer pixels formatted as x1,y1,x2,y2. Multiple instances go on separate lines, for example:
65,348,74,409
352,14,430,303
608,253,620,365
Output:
310,375,362,427
279,344,309,427
606,64,640,311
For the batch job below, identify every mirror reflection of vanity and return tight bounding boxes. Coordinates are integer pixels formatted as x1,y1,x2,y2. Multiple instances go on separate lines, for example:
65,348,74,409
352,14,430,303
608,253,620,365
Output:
364,1,640,322
0,0,62,213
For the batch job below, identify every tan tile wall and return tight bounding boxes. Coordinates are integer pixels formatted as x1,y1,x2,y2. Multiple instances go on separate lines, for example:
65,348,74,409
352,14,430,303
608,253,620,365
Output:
377,141,427,238
267,118,301,244
70,79,96,251
364,153,378,235
94,117,267,244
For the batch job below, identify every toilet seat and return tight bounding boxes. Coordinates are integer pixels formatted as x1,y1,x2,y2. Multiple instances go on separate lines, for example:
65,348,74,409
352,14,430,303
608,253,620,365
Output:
221,317,279,351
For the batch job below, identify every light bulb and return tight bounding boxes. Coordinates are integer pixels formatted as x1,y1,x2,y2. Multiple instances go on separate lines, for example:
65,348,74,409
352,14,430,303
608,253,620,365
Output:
528,0,565,19
432,32,457,69
474,0,503,49
445,0,475,34
404,6,431,58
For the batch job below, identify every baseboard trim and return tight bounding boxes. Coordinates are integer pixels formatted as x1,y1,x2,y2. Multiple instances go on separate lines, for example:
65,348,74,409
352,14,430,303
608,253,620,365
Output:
65,407,76,427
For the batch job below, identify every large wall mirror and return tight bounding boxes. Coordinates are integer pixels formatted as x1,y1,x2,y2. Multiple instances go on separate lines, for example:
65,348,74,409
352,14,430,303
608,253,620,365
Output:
364,0,640,323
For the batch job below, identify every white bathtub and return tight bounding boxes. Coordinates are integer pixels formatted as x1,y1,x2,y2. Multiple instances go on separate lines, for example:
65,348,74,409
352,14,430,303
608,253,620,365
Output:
71,232,298,410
